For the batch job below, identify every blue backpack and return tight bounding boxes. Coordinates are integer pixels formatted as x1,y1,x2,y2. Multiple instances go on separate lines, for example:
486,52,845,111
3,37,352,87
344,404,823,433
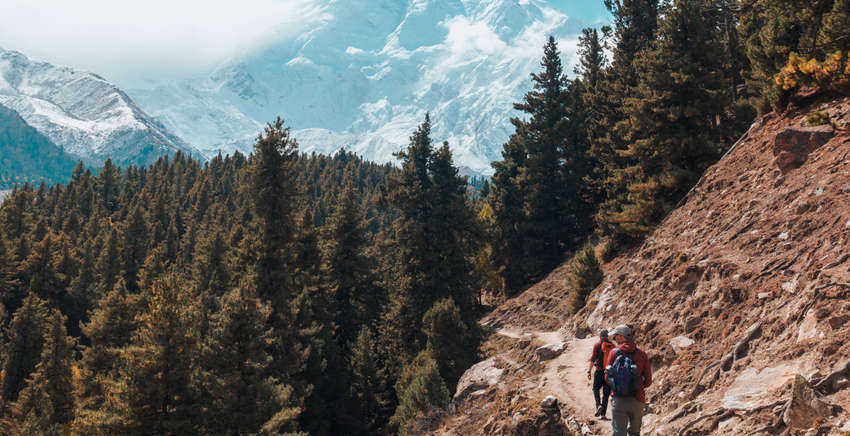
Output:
606,349,640,397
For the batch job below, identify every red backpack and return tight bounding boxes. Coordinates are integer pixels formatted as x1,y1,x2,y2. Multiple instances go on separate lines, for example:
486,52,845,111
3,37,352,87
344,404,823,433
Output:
601,340,616,366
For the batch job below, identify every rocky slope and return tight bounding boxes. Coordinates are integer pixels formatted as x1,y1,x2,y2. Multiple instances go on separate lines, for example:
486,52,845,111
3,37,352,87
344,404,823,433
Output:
436,96,850,435
128,0,587,174
0,48,202,167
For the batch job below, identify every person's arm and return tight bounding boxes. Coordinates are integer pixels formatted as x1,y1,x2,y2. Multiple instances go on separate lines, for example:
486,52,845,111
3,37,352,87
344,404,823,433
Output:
588,343,599,379
640,351,653,388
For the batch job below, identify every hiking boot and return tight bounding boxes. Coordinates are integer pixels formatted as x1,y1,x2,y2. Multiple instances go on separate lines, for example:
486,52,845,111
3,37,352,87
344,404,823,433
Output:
595,407,602,417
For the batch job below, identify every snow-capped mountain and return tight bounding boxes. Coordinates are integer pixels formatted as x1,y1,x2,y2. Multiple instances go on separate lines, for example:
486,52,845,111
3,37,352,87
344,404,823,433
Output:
129,0,586,174
0,48,203,167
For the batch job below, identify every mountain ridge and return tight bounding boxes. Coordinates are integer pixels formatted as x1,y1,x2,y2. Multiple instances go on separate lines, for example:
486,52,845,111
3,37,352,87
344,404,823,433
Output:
128,0,588,174
0,47,203,167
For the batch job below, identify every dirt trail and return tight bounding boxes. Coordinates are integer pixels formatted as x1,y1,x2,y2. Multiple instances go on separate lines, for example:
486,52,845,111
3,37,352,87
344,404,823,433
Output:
496,329,599,421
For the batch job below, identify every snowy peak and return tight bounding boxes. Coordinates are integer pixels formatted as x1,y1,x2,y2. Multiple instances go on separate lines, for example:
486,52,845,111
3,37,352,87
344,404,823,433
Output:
129,0,587,174
0,48,201,167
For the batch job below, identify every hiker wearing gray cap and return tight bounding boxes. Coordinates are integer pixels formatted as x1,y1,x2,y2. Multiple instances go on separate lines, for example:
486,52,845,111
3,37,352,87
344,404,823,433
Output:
605,324,652,436
588,328,615,418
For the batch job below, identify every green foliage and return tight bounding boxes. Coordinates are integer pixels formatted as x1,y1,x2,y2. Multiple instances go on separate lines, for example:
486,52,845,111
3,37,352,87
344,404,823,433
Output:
568,244,604,314
1,293,48,403
349,327,392,435
384,114,481,363
197,286,300,435
97,276,202,435
807,110,833,126
739,0,850,111
391,351,450,436
599,0,733,238
421,298,480,392
11,310,75,428
489,36,593,295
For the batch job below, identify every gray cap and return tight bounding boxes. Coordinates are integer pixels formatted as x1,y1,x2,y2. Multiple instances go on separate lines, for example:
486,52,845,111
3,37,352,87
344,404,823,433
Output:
611,324,633,339
598,328,608,338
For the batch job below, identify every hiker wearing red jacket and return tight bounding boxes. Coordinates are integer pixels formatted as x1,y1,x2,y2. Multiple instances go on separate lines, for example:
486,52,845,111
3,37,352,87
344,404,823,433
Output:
587,328,615,418
605,324,652,436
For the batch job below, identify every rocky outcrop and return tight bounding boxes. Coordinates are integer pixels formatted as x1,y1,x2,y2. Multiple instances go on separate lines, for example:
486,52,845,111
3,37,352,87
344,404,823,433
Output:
772,125,835,172
535,343,565,362
783,375,832,430
505,397,572,436
453,356,505,402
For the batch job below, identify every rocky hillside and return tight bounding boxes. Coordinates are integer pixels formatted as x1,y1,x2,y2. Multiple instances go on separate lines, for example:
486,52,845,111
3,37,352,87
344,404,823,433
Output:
434,96,850,435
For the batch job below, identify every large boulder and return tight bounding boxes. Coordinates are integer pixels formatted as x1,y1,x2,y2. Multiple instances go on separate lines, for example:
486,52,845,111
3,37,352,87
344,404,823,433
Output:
453,356,505,402
669,336,695,354
536,343,565,362
782,375,831,430
773,126,834,172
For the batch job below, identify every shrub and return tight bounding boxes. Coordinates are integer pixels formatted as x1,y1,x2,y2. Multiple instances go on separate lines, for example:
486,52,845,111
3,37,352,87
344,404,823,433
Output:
421,298,479,392
806,111,831,126
390,351,449,436
568,244,604,314
775,51,850,95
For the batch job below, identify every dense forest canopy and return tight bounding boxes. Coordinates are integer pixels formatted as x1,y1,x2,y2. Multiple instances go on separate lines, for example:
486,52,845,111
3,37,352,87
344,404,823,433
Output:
0,0,848,434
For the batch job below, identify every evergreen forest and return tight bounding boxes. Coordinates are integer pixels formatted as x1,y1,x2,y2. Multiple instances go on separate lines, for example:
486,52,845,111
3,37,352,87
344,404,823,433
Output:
0,0,848,434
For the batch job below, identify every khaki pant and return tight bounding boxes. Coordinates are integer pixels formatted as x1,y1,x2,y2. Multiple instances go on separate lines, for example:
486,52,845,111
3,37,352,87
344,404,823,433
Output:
611,396,643,436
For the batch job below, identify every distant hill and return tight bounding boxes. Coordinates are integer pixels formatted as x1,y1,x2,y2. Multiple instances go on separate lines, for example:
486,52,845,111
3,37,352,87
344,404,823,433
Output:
0,103,78,188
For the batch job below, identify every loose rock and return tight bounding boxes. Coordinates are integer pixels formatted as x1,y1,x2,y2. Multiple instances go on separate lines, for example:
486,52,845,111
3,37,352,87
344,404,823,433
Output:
782,375,831,430
535,343,565,362
670,336,695,354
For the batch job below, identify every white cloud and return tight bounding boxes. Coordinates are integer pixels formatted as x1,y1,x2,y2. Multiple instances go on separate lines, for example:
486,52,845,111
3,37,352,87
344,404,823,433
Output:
0,0,327,85
442,16,506,57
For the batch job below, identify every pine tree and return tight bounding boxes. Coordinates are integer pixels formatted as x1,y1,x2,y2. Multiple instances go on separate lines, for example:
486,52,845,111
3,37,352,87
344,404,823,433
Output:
488,135,527,293
197,286,301,435
348,327,392,435
95,228,121,296
592,0,659,238
321,182,383,350
74,284,141,416
739,0,848,111
12,310,75,429
96,159,120,213
568,244,604,313
0,235,22,310
421,298,478,392
604,0,728,237
514,36,572,279
390,351,450,436
1,293,48,403
384,114,480,364
248,118,307,432
490,37,586,291
122,205,148,293
19,233,65,305
99,276,201,435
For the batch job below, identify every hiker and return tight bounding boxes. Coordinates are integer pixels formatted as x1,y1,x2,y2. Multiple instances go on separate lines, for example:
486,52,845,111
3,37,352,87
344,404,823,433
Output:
587,328,615,418
605,324,652,436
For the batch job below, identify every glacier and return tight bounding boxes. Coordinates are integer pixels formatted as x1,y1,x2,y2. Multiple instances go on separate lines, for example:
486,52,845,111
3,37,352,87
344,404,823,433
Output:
0,48,203,167
129,0,588,175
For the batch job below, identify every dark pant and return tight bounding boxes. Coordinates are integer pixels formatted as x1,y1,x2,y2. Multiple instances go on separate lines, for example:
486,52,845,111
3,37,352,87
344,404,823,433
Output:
592,369,610,415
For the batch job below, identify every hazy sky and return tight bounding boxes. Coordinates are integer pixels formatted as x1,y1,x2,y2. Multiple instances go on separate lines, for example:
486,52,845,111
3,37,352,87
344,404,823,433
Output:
0,0,611,86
